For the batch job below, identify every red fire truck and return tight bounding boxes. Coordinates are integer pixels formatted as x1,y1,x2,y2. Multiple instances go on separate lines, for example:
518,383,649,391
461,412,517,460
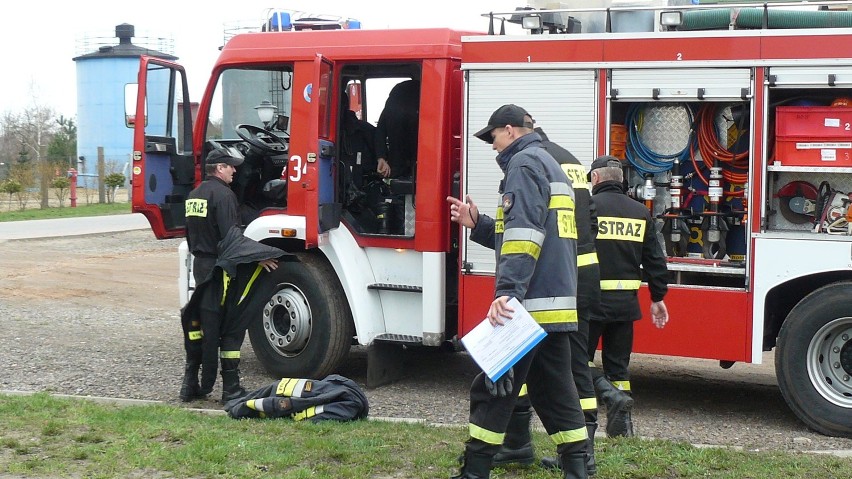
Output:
132,3,852,436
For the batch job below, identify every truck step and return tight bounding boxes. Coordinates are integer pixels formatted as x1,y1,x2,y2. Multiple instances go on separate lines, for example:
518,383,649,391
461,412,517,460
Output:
367,283,423,292
373,333,423,344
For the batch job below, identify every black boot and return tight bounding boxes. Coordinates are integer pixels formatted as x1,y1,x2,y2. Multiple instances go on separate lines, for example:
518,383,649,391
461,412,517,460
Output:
179,360,205,402
540,423,596,476
585,422,598,476
220,358,247,403
450,450,492,479
560,452,588,479
493,408,535,466
594,376,634,438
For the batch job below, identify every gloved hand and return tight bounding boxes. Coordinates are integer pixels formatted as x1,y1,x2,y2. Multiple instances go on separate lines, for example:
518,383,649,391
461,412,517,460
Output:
484,368,514,397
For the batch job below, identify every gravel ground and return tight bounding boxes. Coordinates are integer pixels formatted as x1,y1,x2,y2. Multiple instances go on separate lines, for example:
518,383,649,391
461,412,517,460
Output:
1,229,851,454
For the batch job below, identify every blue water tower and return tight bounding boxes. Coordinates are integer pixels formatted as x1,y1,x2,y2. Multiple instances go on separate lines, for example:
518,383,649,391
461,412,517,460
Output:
73,24,177,178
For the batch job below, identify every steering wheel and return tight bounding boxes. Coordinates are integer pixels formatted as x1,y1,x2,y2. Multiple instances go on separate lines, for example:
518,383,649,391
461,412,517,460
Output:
235,124,289,155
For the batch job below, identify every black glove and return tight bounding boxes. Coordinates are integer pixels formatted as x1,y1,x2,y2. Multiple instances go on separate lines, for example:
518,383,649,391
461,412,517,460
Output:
484,368,514,397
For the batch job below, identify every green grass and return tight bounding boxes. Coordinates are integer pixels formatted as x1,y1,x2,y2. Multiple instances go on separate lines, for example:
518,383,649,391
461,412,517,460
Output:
0,202,130,222
0,394,849,478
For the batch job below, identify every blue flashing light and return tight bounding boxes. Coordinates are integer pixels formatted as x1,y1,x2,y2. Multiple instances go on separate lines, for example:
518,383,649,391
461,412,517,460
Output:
346,19,361,30
269,12,292,31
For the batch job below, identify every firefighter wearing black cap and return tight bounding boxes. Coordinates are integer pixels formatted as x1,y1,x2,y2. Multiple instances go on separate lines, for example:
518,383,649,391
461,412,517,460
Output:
588,155,669,438
447,104,587,479
180,148,278,402
493,126,601,476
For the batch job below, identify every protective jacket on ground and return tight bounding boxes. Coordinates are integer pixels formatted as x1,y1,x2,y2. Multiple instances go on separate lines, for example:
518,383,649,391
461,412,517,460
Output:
224,374,369,422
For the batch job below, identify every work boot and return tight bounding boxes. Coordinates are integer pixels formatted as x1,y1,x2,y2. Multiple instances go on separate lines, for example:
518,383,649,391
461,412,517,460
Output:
220,358,247,403
585,422,598,475
594,376,634,438
540,423,597,476
559,452,588,479
493,408,535,466
178,361,205,402
450,450,492,479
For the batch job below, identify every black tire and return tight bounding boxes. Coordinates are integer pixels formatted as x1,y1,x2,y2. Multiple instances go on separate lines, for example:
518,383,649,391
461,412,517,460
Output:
247,252,352,379
776,282,852,438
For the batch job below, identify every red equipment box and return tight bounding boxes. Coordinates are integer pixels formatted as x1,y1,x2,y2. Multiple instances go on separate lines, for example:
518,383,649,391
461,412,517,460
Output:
774,106,852,167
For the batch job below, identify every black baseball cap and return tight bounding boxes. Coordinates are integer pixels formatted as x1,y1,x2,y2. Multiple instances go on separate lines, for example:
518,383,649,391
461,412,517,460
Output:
474,104,535,144
206,148,244,167
589,155,623,172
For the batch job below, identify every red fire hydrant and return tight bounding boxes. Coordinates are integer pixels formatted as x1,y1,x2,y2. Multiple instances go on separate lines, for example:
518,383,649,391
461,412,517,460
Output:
67,168,78,208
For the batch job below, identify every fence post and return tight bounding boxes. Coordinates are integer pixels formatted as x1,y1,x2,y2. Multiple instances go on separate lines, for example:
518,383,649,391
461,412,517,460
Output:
98,147,106,204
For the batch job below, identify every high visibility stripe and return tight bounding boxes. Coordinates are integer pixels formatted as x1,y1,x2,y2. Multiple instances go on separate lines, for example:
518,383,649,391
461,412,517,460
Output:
469,423,505,445
184,198,208,217
612,380,631,391
578,252,598,267
247,399,263,412
524,296,576,311
188,331,202,341
501,240,541,259
220,350,240,359
549,182,573,196
239,264,265,304
600,279,641,291
518,383,528,397
276,378,308,397
530,309,578,324
293,405,323,421
502,228,545,259
561,164,589,190
550,426,588,445
220,272,231,306
525,296,578,324
580,397,598,411
597,216,645,242
549,195,575,210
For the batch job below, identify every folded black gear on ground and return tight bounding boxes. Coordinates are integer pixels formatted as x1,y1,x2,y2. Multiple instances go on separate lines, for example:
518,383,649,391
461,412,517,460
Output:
224,374,369,422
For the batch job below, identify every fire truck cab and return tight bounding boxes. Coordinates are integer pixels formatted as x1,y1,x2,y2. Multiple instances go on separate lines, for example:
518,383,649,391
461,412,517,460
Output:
133,3,852,437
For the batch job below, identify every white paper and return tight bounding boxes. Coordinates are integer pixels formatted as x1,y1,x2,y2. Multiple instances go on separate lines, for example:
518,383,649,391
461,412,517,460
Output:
460,297,547,382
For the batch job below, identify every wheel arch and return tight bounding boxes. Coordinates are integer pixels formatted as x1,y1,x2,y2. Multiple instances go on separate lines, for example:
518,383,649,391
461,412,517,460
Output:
763,271,852,351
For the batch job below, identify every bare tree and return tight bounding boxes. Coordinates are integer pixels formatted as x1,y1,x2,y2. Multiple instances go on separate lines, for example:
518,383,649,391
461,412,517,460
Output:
2,85,58,209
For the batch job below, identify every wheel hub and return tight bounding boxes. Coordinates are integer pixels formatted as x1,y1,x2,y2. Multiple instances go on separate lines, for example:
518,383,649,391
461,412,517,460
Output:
262,285,311,356
808,317,852,408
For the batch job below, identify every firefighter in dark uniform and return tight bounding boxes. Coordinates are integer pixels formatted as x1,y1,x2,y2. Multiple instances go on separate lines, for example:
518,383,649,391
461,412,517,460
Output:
493,126,601,476
180,148,278,402
447,104,588,479
588,155,669,437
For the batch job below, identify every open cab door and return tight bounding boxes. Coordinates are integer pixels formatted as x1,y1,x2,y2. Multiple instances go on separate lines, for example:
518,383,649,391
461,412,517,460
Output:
131,55,195,239
288,55,338,248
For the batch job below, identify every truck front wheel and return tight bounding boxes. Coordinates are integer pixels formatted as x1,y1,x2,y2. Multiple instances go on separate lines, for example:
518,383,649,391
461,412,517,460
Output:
776,281,852,438
247,252,352,379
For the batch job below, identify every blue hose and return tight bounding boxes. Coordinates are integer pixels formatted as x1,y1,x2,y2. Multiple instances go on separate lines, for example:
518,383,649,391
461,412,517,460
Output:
625,103,696,175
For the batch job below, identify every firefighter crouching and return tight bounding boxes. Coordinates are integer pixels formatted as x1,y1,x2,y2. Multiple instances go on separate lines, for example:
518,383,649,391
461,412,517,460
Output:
588,155,670,437
447,104,587,479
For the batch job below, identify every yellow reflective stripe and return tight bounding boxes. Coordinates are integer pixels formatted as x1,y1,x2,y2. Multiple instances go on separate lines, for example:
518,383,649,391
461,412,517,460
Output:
600,279,641,291
561,164,589,190
275,378,308,397
578,252,598,267
246,399,261,411
220,350,240,359
549,195,575,210
239,264,265,304
580,397,598,411
293,405,321,421
612,380,631,391
501,240,541,259
518,383,528,397
597,216,645,242
550,426,588,445
530,309,578,324
220,272,231,306
188,331,202,340
184,198,208,217
469,424,505,445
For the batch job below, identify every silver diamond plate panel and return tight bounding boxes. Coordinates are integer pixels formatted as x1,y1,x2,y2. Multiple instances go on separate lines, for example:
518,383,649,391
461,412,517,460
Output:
638,105,693,156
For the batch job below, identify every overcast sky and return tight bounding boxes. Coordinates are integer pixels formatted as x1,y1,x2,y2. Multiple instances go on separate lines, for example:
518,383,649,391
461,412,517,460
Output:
1,0,525,118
